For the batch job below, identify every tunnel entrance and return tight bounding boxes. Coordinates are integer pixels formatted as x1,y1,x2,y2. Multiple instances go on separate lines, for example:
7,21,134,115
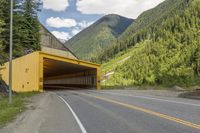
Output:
40,52,101,91
0,51,101,92
43,58,97,90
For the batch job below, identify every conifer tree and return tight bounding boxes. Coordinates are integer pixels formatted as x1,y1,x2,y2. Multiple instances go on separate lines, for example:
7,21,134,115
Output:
0,0,41,58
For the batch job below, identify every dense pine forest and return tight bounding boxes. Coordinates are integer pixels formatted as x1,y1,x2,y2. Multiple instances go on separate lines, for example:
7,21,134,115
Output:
97,0,200,87
0,0,41,65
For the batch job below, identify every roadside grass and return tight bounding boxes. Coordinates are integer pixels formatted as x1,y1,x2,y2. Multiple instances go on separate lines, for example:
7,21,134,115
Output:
0,92,38,128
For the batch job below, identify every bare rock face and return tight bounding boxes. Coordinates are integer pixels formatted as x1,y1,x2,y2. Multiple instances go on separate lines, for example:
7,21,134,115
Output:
0,80,8,96
40,25,77,59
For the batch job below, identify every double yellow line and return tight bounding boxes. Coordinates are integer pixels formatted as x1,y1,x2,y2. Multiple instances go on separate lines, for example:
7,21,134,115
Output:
76,92,200,130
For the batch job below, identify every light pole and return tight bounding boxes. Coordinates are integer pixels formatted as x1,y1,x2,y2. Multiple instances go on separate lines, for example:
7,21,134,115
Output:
9,0,13,104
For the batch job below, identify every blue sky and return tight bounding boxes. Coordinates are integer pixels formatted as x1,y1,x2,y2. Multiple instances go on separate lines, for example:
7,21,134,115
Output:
38,0,164,41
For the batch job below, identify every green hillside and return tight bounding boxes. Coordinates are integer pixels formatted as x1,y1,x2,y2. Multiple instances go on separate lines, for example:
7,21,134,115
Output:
65,14,133,60
101,0,200,87
94,0,189,63
119,0,185,41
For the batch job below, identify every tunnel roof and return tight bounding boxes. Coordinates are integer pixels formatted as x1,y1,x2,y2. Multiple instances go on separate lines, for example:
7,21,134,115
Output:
40,51,100,68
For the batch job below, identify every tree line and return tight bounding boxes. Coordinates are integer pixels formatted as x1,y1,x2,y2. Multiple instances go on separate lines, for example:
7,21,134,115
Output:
0,0,41,65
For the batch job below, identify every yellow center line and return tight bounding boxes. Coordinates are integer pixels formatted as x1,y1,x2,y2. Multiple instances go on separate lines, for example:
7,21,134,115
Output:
74,91,200,130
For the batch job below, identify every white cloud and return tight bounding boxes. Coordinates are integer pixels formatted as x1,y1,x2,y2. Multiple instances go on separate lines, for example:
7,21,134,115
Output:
76,0,165,19
72,27,81,35
78,21,94,29
49,19,94,40
59,39,67,43
51,31,71,40
46,17,77,28
71,21,94,36
42,0,69,11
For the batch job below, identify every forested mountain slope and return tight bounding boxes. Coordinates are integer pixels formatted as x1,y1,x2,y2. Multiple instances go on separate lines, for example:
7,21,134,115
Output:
94,0,191,63
119,0,185,41
101,0,200,87
65,14,133,60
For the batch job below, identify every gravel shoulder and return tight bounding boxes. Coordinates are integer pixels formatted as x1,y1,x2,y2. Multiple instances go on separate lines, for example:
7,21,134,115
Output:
0,92,81,133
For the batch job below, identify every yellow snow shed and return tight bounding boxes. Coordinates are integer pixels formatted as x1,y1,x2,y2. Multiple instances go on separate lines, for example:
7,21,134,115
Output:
0,51,101,92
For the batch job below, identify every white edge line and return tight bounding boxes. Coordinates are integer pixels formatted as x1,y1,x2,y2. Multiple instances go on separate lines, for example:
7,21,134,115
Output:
58,96,87,133
89,91,200,107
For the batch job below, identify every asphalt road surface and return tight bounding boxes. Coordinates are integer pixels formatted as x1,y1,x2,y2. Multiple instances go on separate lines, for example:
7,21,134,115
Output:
53,90,200,133
1,90,200,133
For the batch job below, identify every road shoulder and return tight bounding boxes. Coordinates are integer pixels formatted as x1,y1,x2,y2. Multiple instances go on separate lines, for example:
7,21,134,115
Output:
0,92,81,133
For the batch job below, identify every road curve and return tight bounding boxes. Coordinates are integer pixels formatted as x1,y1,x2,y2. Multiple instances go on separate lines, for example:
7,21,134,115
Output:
54,90,200,133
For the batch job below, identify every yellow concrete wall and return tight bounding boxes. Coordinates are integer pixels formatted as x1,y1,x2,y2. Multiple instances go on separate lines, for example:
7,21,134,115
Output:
0,52,40,92
97,67,101,90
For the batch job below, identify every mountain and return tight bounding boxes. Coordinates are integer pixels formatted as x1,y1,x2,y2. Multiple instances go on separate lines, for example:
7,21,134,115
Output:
95,0,188,62
119,0,185,40
65,14,133,60
99,0,200,87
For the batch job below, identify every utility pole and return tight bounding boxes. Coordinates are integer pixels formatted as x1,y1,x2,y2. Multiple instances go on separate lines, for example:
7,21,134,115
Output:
9,0,13,104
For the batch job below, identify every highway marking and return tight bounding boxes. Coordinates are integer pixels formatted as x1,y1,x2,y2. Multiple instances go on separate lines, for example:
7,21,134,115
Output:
76,92,200,130
58,96,87,133
91,91,200,107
